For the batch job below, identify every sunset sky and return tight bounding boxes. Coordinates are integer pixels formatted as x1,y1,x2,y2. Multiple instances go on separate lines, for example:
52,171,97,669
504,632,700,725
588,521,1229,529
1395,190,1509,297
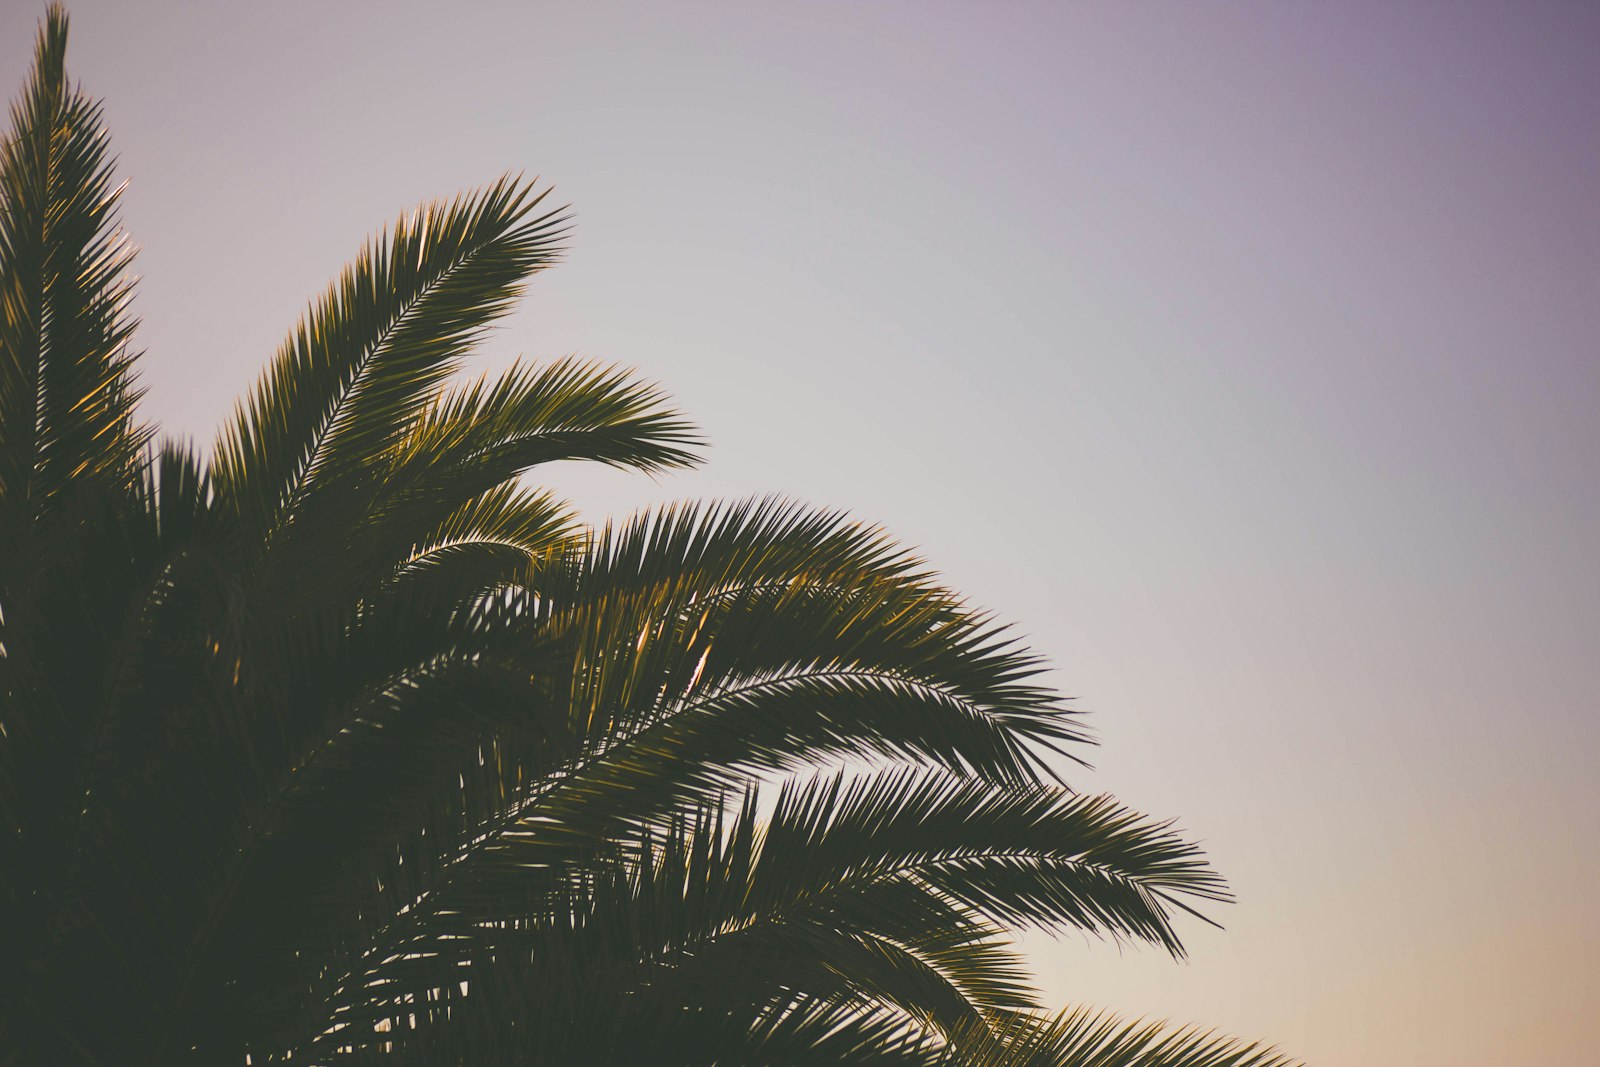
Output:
4,3,1595,1064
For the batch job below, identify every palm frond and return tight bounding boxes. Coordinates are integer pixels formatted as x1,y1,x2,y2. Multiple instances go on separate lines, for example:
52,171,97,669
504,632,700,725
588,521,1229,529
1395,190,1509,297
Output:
260,356,699,618
407,354,701,477
210,175,567,554
340,765,1228,1063
757,768,1229,957
544,497,1083,751
0,2,146,520
945,1006,1302,1067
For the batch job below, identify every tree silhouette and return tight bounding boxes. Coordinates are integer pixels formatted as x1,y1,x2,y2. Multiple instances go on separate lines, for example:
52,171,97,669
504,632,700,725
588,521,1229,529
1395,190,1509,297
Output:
0,9,1297,1066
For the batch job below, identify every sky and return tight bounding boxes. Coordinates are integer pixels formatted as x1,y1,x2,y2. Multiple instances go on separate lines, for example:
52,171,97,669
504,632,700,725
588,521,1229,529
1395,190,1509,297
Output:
3,2,1596,1063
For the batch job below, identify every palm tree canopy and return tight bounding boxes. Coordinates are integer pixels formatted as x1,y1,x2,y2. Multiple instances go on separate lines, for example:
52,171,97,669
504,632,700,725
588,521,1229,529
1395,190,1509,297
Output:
0,8,1299,1066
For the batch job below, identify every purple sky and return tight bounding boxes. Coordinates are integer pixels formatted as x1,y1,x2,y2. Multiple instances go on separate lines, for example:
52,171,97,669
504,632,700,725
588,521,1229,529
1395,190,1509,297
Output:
5,3,1597,1063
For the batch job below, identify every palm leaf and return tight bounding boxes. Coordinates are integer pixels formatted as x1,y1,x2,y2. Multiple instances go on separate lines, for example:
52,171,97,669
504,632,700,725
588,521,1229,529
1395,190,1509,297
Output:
263,355,700,618
335,766,1229,1059
210,175,567,556
0,1,146,521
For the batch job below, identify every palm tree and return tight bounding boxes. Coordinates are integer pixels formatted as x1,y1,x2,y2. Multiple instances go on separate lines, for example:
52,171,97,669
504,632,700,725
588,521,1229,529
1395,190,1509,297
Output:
0,9,1298,1066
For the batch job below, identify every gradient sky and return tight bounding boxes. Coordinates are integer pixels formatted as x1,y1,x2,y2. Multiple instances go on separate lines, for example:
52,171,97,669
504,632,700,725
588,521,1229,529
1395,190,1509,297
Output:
4,3,1596,1064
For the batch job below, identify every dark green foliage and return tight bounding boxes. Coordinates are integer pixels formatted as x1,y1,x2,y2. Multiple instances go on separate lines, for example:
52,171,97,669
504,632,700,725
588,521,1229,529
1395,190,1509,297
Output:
0,9,1299,1066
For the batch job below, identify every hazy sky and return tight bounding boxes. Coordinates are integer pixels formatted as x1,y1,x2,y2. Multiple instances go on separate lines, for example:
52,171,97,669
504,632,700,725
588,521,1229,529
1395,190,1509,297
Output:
4,3,1596,1063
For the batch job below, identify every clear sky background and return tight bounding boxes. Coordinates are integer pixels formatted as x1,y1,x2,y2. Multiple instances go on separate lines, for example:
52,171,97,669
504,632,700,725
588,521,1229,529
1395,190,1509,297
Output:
4,3,1596,1064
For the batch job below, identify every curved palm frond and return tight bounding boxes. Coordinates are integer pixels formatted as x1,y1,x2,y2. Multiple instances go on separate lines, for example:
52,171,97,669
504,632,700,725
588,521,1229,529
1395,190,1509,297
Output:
277,354,701,616
209,174,565,558
322,767,1238,1064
